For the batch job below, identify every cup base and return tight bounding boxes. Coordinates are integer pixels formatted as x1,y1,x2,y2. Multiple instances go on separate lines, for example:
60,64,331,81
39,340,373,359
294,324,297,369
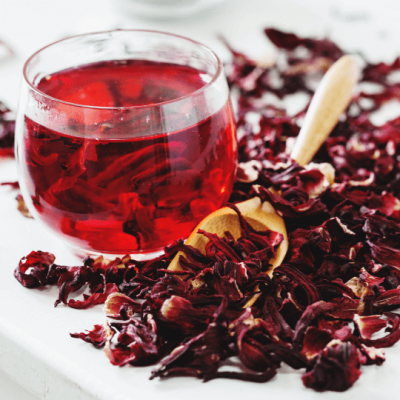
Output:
67,244,165,262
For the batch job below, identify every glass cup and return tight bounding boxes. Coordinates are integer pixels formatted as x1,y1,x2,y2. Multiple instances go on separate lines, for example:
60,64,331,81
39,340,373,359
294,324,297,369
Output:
15,30,237,259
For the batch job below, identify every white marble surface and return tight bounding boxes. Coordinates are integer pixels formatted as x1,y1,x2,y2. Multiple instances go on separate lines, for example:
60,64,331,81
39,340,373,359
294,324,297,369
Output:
0,370,38,400
2,0,400,399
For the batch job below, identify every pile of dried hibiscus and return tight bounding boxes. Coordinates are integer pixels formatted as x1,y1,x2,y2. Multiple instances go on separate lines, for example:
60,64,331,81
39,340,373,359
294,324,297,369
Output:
11,28,400,391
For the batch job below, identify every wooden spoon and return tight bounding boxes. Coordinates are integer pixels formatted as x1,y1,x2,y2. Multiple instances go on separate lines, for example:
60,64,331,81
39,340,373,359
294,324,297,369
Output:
291,54,360,166
168,54,359,305
168,196,288,274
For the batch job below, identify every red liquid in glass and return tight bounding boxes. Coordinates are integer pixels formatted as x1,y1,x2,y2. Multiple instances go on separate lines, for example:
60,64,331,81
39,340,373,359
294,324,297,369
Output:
23,60,237,254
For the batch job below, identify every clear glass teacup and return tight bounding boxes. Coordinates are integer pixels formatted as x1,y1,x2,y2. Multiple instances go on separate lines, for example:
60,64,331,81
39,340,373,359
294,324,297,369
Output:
16,30,237,259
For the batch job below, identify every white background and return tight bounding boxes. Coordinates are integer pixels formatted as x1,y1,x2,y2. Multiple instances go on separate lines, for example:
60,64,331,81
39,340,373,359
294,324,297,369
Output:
2,0,400,399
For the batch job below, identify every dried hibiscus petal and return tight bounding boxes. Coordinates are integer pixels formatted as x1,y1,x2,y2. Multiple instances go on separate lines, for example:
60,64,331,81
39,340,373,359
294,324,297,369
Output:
159,295,212,334
151,299,230,379
14,251,56,288
254,185,327,218
262,296,294,342
106,316,160,366
302,341,362,392
286,224,331,271
265,28,343,60
374,288,400,308
353,312,400,348
203,367,277,383
368,241,400,270
68,283,119,309
353,315,387,339
360,344,385,365
1,181,19,189
229,309,274,371
70,322,114,348
300,327,333,360
293,301,335,351
103,292,142,319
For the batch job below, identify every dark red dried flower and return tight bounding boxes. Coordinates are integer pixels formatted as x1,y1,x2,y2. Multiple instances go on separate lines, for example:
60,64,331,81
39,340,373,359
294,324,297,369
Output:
300,327,333,360
254,184,327,219
354,315,387,339
352,312,400,348
302,341,362,392
265,28,343,60
14,251,56,288
70,322,113,348
106,316,160,366
1,181,19,189
159,295,211,334
360,344,385,365
103,293,142,319
150,299,231,379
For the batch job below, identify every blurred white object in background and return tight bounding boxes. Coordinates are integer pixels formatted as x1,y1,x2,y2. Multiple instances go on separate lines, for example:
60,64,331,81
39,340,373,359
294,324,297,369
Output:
116,0,226,19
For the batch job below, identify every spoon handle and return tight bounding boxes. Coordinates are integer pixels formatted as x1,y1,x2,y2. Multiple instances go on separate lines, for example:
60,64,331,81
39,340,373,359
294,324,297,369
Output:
290,55,360,167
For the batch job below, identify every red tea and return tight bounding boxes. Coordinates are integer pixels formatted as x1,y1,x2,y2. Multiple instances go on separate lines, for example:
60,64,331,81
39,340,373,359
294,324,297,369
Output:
23,60,236,255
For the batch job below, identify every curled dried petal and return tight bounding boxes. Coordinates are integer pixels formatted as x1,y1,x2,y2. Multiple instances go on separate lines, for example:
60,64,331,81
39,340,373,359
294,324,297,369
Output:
151,300,230,379
103,293,142,319
14,251,56,288
353,315,387,340
68,283,119,309
106,317,160,366
302,341,362,392
254,185,327,218
300,327,333,360
353,313,400,348
293,301,335,351
70,322,114,348
360,344,385,365
159,295,211,334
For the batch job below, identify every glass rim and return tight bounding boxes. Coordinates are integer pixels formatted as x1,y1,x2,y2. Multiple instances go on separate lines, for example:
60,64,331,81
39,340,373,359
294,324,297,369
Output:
23,29,224,111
